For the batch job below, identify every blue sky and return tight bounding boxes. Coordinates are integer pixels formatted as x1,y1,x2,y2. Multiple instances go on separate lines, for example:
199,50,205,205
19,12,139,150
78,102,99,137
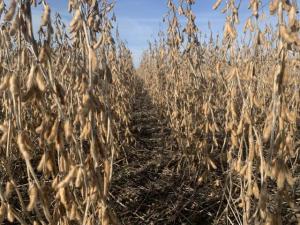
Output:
5,0,275,65
114,0,274,66
115,0,227,66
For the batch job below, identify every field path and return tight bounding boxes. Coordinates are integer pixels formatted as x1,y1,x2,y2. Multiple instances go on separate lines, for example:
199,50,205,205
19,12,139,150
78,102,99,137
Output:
110,79,218,225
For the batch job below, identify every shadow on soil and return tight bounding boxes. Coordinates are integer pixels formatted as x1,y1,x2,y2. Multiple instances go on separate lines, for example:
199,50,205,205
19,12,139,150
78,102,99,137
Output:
110,77,221,225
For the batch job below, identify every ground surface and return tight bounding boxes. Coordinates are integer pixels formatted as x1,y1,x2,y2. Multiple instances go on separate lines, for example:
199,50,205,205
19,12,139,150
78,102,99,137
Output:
110,80,222,225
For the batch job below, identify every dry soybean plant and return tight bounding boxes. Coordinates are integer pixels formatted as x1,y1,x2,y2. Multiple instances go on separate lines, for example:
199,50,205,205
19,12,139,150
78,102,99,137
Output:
1,0,300,224
139,0,300,224
0,0,135,224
